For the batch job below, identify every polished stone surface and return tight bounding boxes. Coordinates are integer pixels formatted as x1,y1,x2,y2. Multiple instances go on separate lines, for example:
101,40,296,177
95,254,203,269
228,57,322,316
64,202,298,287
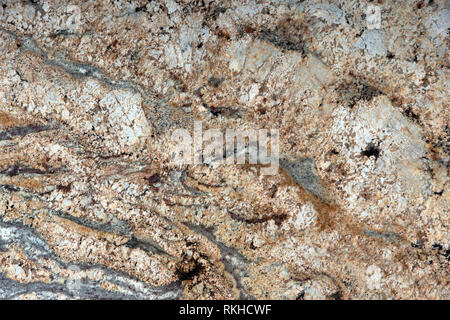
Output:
0,0,448,299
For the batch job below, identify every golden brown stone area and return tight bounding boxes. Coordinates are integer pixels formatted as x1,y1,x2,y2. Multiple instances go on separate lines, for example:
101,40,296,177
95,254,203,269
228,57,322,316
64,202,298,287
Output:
0,0,448,299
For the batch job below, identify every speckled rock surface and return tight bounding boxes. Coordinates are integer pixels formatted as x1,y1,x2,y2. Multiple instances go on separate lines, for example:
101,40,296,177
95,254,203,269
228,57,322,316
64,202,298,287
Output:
0,0,448,299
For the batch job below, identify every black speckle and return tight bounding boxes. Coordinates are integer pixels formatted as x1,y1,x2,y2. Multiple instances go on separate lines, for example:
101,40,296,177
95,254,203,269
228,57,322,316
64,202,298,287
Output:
410,242,423,249
208,76,225,88
146,173,161,185
258,107,266,115
296,291,305,300
361,143,381,160
355,28,364,38
268,184,277,198
2,184,19,192
203,104,242,118
360,84,381,102
209,7,227,20
338,79,382,109
386,52,395,59
56,183,72,193
444,249,449,261
330,291,342,300
432,243,443,250
124,236,139,248
209,106,221,116
403,106,420,122
258,28,306,57
135,5,146,12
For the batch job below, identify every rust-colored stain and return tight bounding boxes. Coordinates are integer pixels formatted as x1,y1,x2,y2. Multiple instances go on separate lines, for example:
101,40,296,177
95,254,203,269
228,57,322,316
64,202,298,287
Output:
0,112,23,129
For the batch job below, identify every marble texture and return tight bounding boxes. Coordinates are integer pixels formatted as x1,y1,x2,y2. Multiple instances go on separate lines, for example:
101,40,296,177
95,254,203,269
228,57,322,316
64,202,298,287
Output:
0,0,448,299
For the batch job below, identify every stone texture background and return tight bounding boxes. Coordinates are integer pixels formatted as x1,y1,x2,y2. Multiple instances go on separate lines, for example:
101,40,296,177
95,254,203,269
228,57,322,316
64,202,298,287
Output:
0,0,448,299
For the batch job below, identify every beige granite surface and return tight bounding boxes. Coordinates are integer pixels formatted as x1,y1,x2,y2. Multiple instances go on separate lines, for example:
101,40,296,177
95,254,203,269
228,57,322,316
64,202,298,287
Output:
0,0,448,299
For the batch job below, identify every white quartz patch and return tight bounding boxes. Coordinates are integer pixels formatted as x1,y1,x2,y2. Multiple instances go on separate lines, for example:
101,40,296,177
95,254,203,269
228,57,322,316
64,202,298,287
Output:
99,89,150,150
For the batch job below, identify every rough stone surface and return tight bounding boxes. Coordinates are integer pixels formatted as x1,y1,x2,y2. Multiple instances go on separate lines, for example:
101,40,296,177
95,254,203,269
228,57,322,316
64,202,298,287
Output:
0,0,448,299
